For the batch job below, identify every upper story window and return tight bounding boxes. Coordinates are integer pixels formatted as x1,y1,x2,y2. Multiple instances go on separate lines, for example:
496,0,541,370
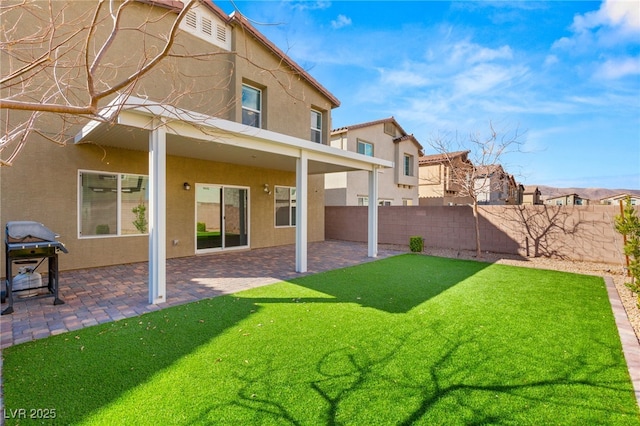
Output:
357,139,374,157
242,84,261,128
310,110,322,143
404,154,414,176
79,171,149,238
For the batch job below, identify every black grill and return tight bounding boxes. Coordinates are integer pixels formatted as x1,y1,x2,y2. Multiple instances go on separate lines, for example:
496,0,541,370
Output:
2,221,68,315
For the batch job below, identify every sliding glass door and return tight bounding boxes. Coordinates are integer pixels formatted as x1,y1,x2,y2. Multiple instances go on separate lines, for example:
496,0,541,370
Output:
196,184,248,252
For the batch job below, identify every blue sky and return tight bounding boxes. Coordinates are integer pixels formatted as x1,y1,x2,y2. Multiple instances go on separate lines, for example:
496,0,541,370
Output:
217,0,640,189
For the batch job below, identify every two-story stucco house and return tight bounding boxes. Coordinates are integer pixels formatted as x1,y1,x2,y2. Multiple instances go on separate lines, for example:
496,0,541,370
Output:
418,151,474,206
522,185,543,205
324,117,422,206
0,0,391,304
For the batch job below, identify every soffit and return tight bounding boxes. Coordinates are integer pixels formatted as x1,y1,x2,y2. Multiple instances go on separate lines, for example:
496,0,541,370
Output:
74,97,391,174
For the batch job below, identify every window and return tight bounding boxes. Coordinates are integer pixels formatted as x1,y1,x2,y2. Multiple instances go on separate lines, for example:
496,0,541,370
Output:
378,199,392,206
357,139,374,156
403,199,413,206
357,196,368,206
79,171,149,237
242,84,261,128
275,186,296,227
404,154,413,176
310,110,322,143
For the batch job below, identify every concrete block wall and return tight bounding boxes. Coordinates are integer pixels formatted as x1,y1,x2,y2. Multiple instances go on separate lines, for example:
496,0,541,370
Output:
325,205,634,265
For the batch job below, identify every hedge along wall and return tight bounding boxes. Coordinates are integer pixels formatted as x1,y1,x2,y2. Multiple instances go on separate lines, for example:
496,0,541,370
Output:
325,205,634,265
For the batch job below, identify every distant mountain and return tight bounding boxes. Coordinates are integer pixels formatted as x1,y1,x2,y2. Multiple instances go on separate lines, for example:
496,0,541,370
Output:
537,185,640,201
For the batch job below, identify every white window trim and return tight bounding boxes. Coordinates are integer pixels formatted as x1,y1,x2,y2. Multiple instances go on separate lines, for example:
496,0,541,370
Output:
404,153,414,177
242,84,262,128
311,109,322,143
275,186,296,228
357,196,369,206
78,170,149,239
357,139,374,157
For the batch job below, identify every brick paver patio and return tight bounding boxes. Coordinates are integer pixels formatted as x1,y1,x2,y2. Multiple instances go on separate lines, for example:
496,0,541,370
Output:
0,240,404,348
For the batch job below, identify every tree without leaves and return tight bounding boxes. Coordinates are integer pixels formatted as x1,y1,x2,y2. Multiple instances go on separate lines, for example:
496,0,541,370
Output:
0,0,311,166
424,122,525,258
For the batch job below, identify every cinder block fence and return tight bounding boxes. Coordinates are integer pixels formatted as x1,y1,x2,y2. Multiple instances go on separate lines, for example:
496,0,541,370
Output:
325,205,632,265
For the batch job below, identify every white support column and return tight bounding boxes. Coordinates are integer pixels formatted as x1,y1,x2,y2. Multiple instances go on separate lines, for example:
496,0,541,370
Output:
368,167,379,258
148,121,167,304
295,151,308,272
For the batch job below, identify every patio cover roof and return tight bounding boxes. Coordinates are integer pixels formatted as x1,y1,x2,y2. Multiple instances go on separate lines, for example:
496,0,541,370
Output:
74,96,392,174
74,95,391,304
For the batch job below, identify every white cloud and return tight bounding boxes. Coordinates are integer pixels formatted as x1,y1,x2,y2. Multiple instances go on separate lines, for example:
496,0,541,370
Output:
557,0,640,48
286,1,331,12
449,40,513,65
595,56,640,79
594,0,639,32
544,54,559,66
377,68,431,88
331,14,352,29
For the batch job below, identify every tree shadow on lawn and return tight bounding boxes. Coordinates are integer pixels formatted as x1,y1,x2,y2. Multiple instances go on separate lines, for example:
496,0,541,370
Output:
3,255,638,424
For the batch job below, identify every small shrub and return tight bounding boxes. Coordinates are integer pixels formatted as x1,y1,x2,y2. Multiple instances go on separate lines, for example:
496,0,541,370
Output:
615,197,640,308
132,203,147,233
409,236,424,253
197,222,206,233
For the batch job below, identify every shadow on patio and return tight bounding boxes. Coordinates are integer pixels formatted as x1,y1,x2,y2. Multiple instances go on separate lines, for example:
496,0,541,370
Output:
0,241,406,348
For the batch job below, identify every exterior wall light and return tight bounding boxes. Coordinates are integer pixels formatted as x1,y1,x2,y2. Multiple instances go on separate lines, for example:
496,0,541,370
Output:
183,182,191,191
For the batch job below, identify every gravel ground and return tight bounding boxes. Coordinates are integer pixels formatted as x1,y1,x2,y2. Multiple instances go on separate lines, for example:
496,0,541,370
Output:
407,246,640,343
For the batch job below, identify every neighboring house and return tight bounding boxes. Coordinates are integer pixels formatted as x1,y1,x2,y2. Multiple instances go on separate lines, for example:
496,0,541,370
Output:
523,185,543,205
545,194,589,206
324,117,423,206
418,151,474,206
474,165,517,205
600,193,640,206
0,0,391,304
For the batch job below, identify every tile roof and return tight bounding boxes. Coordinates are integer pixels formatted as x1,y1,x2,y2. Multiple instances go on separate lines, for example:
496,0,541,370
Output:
332,117,405,133
331,117,423,150
418,150,470,165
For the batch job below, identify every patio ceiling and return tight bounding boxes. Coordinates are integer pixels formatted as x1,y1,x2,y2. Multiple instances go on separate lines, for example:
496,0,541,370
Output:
74,96,393,174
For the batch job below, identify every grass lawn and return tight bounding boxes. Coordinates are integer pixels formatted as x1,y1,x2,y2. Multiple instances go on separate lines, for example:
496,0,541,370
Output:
3,254,639,425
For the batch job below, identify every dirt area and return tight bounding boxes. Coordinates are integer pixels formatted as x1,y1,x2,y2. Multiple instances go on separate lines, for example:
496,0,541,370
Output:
396,246,640,343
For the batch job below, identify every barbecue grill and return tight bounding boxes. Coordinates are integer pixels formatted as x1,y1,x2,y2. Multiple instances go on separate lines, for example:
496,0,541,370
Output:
2,221,68,315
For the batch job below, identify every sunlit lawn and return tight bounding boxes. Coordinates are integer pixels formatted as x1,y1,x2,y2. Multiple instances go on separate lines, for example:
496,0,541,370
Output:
3,254,639,425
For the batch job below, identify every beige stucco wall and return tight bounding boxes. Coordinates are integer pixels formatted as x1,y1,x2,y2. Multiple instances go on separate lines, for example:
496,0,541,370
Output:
1,1,334,275
231,25,334,142
1,136,325,273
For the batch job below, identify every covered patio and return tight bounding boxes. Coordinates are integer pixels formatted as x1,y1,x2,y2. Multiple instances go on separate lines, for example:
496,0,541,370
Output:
0,240,405,348
73,95,393,306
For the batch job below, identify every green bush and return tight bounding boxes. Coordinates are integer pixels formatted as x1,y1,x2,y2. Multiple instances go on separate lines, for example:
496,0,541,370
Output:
409,236,424,253
197,222,206,233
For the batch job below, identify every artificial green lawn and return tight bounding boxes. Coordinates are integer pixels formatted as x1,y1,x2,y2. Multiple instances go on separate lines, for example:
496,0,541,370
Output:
3,254,639,425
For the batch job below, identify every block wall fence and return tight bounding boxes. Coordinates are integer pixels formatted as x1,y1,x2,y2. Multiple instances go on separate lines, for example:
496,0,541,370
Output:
325,205,637,265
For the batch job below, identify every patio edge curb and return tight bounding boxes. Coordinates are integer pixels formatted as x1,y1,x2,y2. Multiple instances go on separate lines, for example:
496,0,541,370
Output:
604,276,640,408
